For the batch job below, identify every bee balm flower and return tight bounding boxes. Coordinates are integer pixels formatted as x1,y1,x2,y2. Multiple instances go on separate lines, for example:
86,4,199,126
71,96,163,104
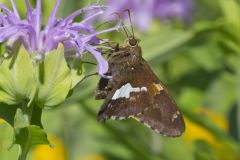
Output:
0,0,120,76
104,0,193,31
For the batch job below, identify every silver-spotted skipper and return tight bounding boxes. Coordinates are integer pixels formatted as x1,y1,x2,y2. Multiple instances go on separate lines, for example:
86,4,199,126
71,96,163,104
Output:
95,12,185,137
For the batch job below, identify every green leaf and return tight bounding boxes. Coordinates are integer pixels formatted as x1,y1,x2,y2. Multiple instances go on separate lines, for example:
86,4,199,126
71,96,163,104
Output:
0,103,18,126
189,45,224,72
0,0,6,4
12,103,44,160
161,138,193,160
14,108,29,129
193,140,215,160
221,39,240,55
167,54,199,81
0,46,37,105
0,121,19,160
218,0,240,38
36,45,71,107
204,72,236,114
70,58,84,89
15,126,49,146
15,125,49,160
219,0,240,28
141,28,193,61
14,103,43,128
178,88,204,110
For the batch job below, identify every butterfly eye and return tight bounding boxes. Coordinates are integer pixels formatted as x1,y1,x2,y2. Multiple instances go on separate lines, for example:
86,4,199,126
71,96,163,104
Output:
129,38,138,47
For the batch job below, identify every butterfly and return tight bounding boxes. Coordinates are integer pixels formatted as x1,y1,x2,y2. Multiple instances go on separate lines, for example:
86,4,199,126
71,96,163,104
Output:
95,36,185,137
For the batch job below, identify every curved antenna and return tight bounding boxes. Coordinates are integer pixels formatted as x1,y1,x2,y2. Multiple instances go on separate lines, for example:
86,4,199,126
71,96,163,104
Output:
95,21,114,31
121,21,131,38
111,12,132,38
123,9,135,39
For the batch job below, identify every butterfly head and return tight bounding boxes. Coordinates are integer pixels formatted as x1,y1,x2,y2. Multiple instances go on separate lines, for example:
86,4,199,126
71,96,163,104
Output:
122,37,142,58
124,37,140,47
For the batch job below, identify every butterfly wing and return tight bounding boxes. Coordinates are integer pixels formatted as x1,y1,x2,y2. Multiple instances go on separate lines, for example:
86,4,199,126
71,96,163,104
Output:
97,60,155,121
133,89,185,137
96,48,185,136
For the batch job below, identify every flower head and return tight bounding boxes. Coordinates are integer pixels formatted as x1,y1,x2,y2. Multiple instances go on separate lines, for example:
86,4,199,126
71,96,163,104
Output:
105,0,193,31
0,0,120,76
154,0,193,24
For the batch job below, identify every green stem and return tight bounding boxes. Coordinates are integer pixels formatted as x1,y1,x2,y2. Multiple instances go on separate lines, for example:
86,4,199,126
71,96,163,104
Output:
237,24,240,141
17,103,34,160
18,144,29,160
237,100,240,141
237,57,240,141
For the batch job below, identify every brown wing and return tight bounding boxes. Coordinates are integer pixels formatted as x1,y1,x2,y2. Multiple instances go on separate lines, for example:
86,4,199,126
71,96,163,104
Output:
97,60,155,121
133,90,185,137
95,49,185,136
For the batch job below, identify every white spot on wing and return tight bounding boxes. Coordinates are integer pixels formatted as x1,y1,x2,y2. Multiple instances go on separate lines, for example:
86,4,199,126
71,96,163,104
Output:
111,116,117,120
112,83,148,100
171,111,180,122
110,116,127,120
141,87,147,92
118,117,126,120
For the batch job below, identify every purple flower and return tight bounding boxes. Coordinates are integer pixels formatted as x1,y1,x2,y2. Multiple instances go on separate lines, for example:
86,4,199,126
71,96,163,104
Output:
105,0,193,31
0,0,120,77
154,0,193,24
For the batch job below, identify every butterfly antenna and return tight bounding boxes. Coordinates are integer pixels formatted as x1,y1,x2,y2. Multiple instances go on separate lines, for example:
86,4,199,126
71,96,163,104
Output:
111,12,132,38
95,20,118,31
124,9,135,39
122,22,132,37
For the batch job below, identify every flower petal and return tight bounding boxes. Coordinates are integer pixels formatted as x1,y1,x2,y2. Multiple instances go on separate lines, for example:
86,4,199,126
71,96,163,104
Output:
0,1,119,77
10,0,20,19
45,0,61,32
84,45,108,77
35,0,41,37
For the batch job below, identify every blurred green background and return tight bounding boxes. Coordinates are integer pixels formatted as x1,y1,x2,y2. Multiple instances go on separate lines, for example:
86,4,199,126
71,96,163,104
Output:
0,0,240,160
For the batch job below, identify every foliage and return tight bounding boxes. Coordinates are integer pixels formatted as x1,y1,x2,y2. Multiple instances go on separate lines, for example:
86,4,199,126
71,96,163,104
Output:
0,0,240,160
